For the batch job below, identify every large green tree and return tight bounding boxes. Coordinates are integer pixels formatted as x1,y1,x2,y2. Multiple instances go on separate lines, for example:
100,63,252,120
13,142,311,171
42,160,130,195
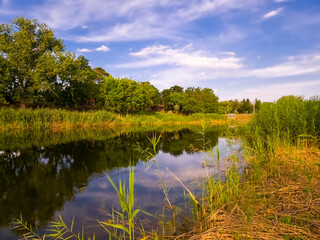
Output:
0,17,64,106
100,76,160,113
0,17,97,107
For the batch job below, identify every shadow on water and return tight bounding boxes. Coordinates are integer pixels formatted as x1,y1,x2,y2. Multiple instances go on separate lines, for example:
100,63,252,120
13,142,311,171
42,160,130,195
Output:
0,125,233,238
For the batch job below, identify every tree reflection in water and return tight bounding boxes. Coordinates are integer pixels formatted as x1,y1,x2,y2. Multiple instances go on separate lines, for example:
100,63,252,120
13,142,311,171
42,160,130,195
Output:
0,126,225,238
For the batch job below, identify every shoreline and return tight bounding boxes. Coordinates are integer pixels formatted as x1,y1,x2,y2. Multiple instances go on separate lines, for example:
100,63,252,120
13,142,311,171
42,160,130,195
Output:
0,107,252,133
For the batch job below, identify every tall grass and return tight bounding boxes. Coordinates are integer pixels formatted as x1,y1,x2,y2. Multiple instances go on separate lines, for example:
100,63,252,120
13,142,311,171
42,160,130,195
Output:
175,96,320,239
248,95,320,145
13,215,96,240
0,108,229,132
99,167,147,240
0,108,121,131
125,112,226,125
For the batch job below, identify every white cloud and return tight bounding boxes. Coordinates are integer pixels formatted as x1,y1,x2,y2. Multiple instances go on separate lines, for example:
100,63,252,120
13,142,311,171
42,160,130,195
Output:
95,45,110,52
16,0,261,43
263,8,283,19
220,51,235,56
174,0,259,22
117,44,244,70
32,0,259,30
229,80,320,102
81,25,89,29
245,54,320,78
77,21,176,42
76,48,92,53
117,45,320,81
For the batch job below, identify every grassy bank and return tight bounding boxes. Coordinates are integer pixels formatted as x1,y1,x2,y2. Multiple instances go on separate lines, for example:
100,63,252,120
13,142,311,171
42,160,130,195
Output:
179,96,320,239
0,108,230,132
0,108,122,131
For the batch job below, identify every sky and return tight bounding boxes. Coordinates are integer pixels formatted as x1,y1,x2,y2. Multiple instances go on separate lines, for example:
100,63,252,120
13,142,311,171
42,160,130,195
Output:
1,0,320,101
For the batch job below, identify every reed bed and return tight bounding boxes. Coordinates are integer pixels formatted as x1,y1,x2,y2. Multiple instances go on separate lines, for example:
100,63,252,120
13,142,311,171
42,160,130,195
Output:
0,108,122,131
125,112,226,125
178,145,320,239
0,108,228,132
174,96,320,239
248,96,320,144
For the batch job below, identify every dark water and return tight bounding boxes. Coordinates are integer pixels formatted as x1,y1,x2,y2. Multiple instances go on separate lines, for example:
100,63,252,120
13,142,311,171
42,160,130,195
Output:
0,126,243,239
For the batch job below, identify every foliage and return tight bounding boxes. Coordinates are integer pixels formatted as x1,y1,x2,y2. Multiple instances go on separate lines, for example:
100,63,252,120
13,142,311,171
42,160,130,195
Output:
227,98,254,114
0,107,121,131
160,86,219,114
99,167,149,240
0,107,227,132
248,95,320,144
13,215,95,240
99,76,160,113
0,17,103,107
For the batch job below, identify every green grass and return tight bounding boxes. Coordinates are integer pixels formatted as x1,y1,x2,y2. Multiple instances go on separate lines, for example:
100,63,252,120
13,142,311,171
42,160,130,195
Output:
0,108,122,131
248,95,320,145
176,95,320,239
0,108,227,132
99,167,149,240
126,112,226,125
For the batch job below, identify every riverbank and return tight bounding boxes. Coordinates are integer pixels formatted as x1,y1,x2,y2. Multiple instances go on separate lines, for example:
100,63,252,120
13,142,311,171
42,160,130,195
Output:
180,143,320,240
0,108,250,132
179,96,320,239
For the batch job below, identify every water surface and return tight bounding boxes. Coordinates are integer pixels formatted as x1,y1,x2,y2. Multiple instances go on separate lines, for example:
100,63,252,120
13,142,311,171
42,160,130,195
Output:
0,126,244,239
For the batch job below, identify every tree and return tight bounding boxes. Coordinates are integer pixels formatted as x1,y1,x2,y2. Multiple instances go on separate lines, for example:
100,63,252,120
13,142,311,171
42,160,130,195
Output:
218,101,231,114
93,67,109,83
229,99,240,113
182,98,198,115
0,55,11,104
161,89,172,111
0,17,64,107
239,98,253,113
140,81,160,110
200,88,219,113
0,17,97,107
170,85,184,93
254,98,262,113
169,92,186,112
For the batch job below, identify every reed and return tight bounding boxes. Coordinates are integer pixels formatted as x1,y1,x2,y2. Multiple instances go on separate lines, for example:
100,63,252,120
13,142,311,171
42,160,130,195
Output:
99,167,150,240
247,95,320,146
0,107,121,131
176,96,320,239
0,108,229,132
13,215,96,240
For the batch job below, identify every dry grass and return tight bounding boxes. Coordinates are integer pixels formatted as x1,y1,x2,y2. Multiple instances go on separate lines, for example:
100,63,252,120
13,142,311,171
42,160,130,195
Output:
174,145,320,239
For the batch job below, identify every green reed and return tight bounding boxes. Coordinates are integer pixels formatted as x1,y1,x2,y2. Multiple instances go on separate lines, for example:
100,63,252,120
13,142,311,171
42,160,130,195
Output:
0,107,122,131
1,107,228,132
99,167,149,240
247,95,320,147
13,215,95,240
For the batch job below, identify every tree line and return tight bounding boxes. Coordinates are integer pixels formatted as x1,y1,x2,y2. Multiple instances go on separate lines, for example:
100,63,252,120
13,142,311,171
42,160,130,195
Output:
0,17,259,114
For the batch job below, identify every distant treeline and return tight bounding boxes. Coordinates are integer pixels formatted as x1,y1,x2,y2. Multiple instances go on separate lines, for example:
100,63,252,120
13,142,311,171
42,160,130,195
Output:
0,17,258,114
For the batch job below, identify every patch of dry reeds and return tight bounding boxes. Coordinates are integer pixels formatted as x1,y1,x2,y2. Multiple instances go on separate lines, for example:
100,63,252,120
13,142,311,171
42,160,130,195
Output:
175,146,320,239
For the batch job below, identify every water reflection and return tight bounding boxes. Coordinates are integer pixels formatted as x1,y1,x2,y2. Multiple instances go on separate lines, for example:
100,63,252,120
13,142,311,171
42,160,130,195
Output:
0,126,242,239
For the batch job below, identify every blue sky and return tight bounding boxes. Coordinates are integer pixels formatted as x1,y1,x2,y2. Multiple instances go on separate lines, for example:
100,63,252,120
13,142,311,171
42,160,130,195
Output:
1,0,320,101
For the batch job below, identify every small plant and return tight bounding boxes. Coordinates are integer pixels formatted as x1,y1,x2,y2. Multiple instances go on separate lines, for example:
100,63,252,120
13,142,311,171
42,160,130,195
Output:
99,167,149,240
13,215,95,240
